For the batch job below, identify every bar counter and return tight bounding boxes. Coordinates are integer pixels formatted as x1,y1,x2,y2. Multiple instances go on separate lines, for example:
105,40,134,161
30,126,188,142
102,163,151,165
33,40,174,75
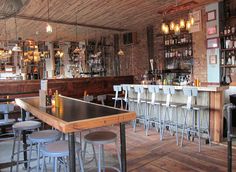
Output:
127,84,229,143
0,75,134,99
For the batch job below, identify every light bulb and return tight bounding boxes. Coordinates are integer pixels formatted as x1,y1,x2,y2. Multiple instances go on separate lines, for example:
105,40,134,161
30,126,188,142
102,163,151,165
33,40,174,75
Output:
8,50,12,54
174,24,180,34
46,23,52,33
186,20,191,30
164,25,169,34
170,22,175,31
161,22,166,32
180,19,185,29
190,16,194,25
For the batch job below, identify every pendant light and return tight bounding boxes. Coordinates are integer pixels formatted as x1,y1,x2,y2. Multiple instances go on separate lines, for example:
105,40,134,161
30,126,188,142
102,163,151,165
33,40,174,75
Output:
12,18,22,52
46,0,52,33
117,32,124,56
73,15,81,54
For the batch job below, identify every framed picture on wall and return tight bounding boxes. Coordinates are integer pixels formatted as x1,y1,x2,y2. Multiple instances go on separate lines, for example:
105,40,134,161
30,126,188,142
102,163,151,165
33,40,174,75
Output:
209,55,217,64
207,10,216,21
207,38,219,49
207,25,217,36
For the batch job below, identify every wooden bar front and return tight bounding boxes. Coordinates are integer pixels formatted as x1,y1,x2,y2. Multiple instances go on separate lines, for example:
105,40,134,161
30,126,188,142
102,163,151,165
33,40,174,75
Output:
0,75,134,99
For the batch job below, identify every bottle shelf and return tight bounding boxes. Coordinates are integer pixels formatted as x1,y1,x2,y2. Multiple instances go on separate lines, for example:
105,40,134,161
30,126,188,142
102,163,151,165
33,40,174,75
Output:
164,42,192,49
164,56,193,59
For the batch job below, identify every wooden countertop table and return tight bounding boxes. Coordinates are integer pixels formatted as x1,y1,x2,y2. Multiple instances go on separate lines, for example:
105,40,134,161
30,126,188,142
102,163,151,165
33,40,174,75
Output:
16,95,136,172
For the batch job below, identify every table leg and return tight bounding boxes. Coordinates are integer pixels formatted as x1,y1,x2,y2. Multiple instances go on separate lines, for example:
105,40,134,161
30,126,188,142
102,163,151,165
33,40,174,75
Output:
22,109,28,169
120,123,127,172
68,132,76,172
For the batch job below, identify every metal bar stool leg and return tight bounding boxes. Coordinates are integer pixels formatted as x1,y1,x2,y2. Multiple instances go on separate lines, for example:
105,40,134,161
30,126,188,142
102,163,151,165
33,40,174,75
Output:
116,140,122,171
10,133,17,172
181,110,188,147
27,141,33,172
16,131,21,172
175,107,179,146
98,144,102,172
198,110,201,152
101,145,105,172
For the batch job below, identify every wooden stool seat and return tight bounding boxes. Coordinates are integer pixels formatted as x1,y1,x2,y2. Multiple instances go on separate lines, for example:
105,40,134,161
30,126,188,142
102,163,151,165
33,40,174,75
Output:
84,131,117,145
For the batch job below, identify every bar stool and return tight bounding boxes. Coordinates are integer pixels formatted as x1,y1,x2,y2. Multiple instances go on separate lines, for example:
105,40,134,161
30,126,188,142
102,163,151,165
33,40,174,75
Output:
83,131,121,172
146,85,163,137
112,85,123,108
27,129,62,172
41,140,84,172
180,87,211,152
97,95,107,105
133,85,147,133
10,120,41,172
161,86,182,145
121,84,131,110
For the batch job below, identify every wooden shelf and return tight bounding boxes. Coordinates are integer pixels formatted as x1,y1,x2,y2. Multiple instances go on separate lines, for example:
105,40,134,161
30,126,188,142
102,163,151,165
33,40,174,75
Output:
221,48,236,51
164,42,192,49
220,33,236,38
221,64,236,68
165,56,193,60
163,69,191,73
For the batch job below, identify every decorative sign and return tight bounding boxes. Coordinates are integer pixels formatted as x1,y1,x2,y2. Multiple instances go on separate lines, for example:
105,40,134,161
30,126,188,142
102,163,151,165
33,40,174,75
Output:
209,55,217,64
207,38,219,49
41,80,48,91
207,10,216,21
207,25,217,35
190,10,202,33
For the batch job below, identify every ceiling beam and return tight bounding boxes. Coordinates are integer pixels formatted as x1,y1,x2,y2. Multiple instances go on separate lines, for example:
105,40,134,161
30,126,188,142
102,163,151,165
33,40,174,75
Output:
15,15,127,32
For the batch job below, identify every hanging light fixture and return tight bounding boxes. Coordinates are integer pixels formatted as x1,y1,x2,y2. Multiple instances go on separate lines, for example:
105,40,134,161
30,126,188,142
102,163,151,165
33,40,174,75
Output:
160,0,195,34
12,18,22,52
73,15,81,54
118,32,125,56
46,0,52,33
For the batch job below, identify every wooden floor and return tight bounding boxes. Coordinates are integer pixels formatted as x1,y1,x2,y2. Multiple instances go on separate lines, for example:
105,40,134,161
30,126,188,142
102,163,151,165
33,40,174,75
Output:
102,124,236,172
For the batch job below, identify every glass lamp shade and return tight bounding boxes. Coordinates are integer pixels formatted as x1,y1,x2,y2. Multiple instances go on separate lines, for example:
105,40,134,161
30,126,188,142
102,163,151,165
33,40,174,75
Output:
170,22,175,30
179,19,185,29
186,20,191,30
174,24,180,34
12,44,22,52
118,49,125,56
164,25,169,34
46,23,52,33
190,16,194,25
161,22,167,32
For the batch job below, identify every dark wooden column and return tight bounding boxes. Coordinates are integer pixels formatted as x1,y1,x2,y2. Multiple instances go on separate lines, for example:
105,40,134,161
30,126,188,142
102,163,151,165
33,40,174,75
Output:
146,25,154,71
114,34,120,76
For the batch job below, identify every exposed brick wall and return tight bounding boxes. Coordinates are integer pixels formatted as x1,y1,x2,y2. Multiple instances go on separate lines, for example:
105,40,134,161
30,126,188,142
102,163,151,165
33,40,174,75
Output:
192,8,207,83
105,7,209,84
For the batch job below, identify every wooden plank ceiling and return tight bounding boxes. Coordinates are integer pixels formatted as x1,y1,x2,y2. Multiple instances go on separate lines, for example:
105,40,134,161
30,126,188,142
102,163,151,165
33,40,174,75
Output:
0,0,218,42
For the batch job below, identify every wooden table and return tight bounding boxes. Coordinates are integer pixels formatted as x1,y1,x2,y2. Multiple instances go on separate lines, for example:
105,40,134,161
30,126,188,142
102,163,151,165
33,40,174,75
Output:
16,95,136,172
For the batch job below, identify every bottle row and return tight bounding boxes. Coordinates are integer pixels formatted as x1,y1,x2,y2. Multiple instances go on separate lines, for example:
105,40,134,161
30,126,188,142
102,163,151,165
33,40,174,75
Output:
222,25,236,36
221,51,236,65
164,34,192,46
165,47,193,58
221,36,236,49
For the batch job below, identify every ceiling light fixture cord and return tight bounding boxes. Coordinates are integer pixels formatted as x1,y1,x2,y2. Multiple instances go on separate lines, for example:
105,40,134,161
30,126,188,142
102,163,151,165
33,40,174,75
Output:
15,17,17,41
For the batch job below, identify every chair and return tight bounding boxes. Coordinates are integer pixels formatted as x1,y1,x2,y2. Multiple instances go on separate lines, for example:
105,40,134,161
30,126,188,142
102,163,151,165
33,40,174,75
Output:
180,87,211,152
161,86,182,145
10,121,41,172
27,129,62,172
121,84,131,110
41,140,84,172
133,85,147,133
112,85,123,108
146,85,163,137
83,131,121,172
97,95,107,105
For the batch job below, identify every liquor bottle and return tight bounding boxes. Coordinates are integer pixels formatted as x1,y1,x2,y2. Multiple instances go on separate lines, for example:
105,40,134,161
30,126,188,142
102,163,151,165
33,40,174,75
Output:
224,26,228,35
188,47,192,56
231,51,235,65
221,52,225,65
231,25,235,34
55,90,60,108
228,26,231,34
185,48,188,57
